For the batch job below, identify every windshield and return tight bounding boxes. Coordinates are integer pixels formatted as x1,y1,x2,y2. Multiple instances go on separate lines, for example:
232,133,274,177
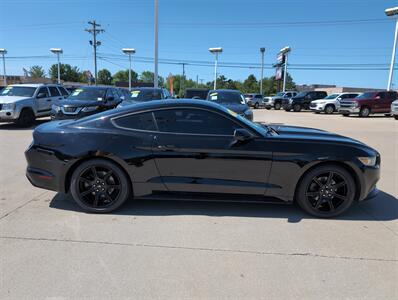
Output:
67,88,107,101
324,93,340,99
128,89,162,102
1,86,36,97
275,92,285,97
294,92,307,98
356,92,376,99
224,107,268,136
208,91,246,104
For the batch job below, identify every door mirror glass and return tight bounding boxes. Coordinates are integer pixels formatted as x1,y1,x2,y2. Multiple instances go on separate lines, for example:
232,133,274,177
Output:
36,92,46,99
233,128,253,142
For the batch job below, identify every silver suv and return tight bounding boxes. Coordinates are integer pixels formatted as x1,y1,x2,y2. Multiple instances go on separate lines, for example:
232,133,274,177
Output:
0,83,69,126
264,91,298,110
391,100,398,120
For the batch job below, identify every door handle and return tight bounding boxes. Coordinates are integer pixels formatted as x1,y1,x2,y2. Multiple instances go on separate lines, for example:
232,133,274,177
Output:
157,145,175,151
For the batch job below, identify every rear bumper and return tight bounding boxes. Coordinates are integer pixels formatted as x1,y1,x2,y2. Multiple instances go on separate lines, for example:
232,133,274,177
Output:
339,107,360,114
25,145,67,193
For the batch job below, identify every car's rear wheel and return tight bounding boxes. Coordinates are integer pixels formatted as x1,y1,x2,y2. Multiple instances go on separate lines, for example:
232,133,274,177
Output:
394,115,398,120
293,103,302,112
296,165,356,218
274,102,281,110
324,104,335,114
16,108,35,127
70,159,131,213
359,107,370,117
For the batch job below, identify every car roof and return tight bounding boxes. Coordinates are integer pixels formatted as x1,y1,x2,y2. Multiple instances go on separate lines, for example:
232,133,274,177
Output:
208,89,241,93
131,87,162,91
9,83,60,88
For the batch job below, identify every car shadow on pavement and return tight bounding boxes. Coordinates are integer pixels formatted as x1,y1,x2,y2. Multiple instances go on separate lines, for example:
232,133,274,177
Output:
0,119,49,130
49,190,398,223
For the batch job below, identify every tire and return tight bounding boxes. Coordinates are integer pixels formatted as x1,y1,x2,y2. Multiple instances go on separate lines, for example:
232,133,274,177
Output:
254,102,259,109
16,108,35,127
265,107,271,110
70,159,131,213
359,107,370,117
274,102,281,110
342,113,350,117
384,113,391,117
293,103,302,112
324,105,335,114
296,164,356,218
395,115,398,120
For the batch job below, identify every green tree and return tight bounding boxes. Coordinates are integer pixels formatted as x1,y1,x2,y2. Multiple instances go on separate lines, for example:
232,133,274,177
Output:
242,74,258,93
49,64,83,82
140,71,164,86
112,69,138,84
28,65,46,78
97,69,113,85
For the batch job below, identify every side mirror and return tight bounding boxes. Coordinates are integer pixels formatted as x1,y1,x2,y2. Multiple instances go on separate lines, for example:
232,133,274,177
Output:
36,92,46,99
233,128,253,142
375,96,381,100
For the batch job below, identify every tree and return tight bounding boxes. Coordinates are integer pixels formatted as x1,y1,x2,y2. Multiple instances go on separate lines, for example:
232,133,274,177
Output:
112,69,138,84
28,65,45,78
49,64,84,82
97,69,113,85
242,74,258,93
140,71,164,86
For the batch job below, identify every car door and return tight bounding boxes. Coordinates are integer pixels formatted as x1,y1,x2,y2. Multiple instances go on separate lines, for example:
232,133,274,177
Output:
48,86,64,105
373,92,385,113
152,107,272,196
35,87,52,115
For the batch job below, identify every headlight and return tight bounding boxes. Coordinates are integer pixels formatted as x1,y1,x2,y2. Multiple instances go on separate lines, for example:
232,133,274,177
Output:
358,156,377,166
82,106,98,112
51,104,60,112
2,103,15,110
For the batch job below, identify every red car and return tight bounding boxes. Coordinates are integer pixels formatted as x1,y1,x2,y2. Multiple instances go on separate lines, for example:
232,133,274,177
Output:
339,91,397,117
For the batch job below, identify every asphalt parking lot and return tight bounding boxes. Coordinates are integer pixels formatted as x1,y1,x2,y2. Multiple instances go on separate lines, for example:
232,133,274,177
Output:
0,110,397,299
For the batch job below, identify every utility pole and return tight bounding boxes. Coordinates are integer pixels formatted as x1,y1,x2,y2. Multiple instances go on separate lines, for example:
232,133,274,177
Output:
85,21,104,85
196,75,199,87
0,49,7,86
154,0,159,87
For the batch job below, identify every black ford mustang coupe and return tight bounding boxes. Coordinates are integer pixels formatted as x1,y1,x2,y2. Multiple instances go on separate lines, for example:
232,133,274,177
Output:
25,100,380,217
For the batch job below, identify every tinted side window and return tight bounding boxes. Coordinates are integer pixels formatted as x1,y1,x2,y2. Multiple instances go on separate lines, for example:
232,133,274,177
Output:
154,109,241,135
255,95,262,99
48,86,61,97
58,86,69,96
37,87,49,97
114,112,156,131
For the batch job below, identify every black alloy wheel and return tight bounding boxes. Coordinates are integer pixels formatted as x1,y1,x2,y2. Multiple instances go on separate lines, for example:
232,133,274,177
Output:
274,102,281,110
16,109,35,127
70,159,131,213
296,165,355,217
324,105,335,114
293,103,302,112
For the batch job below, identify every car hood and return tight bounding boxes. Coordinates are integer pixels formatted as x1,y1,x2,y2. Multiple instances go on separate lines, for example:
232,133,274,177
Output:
311,99,334,104
216,102,248,113
56,99,101,107
0,96,32,103
268,124,365,145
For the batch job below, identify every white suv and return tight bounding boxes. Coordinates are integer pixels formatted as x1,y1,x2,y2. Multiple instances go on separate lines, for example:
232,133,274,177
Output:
310,92,360,114
0,84,69,126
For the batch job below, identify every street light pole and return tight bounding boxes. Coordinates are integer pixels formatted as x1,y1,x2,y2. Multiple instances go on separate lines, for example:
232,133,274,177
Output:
260,47,265,95
50,48,63,84
386,7,398,91
122,48,136,91
209,47,222,90
0,49,7,86
154,0,159,88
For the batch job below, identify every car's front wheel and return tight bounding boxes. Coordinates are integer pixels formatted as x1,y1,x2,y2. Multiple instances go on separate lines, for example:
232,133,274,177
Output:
359,107,370,117
394,115,398,120
293,103,302,112
16,108,35,127
254,102,259,109
296,165,356,218
274,102,281,110
324,105,335,114
70,159,131,213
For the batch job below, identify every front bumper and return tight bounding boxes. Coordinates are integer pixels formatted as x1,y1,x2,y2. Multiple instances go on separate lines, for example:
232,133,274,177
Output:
338,107,360,114
0,109,19,122
51,110,96,120
309,104,325,112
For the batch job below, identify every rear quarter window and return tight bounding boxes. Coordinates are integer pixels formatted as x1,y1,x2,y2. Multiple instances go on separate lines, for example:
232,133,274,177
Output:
113,112,156,131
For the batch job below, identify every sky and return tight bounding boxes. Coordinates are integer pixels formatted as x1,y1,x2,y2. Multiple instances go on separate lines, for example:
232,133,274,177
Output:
0,0,397,89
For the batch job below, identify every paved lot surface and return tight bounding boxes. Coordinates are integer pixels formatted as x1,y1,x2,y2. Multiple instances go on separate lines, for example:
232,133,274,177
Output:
0,111,397,299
